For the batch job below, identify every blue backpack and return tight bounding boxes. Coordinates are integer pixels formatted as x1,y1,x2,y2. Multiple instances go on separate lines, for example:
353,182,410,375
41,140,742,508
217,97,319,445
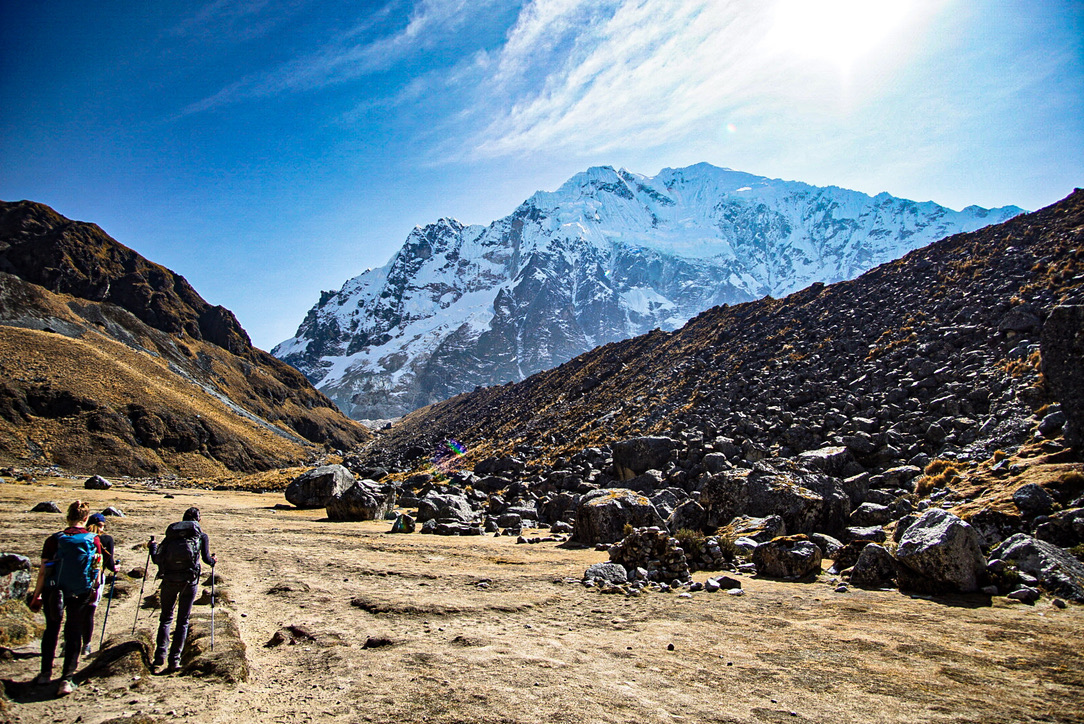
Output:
46,531,101,597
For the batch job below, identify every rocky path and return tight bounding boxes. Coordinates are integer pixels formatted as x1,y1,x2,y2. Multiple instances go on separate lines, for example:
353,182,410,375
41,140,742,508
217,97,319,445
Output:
3,478,1084,723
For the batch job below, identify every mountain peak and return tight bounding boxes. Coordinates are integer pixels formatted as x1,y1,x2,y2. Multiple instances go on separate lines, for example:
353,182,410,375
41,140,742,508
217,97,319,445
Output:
274,164,1024,420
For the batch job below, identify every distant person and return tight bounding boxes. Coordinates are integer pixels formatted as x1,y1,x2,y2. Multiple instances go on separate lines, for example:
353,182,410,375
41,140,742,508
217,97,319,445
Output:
26,500,103,695
148,506,216,672
82,512,116,654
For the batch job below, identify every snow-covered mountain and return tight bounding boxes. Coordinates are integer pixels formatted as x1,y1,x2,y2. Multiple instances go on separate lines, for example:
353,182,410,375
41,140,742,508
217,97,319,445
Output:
273,163,1023,420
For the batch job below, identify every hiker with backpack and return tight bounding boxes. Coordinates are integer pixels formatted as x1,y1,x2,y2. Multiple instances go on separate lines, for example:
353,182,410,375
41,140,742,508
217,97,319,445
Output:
148,506,216,672
26,500,103,695
81,512,116,655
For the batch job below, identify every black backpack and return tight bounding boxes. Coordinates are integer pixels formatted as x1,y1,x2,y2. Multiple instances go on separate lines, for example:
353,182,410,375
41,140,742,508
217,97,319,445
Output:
158,522,201,578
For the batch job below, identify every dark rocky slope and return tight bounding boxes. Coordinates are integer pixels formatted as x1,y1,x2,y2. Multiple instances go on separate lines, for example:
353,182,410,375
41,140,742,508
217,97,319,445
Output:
360,189,1083,475
0,200,369,475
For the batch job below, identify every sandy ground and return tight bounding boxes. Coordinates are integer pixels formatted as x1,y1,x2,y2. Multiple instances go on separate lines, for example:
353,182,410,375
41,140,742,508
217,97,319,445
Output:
2,476,1083,724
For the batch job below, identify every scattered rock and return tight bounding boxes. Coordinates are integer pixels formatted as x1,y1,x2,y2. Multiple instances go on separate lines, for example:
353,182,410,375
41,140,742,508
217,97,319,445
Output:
584,562,628,585
30,501,60,513
326,480,395,521
849,544,897,589
84,474,112,490
895,509,986,593
285,465,355,509
0,554,32,604
990,534,1084,602
572,489,665,545
752,535,823,580
1012,483,1055,517
1040,305,1084,450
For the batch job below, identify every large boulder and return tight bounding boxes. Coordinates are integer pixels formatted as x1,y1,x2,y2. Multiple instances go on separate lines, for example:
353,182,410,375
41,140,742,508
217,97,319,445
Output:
1012,483,1055,517
416,492,478,524
286,465,355,509
1041,305,1084,450
752,535,823,580
1034,508,1084,549
573,489,665,545
894,509,986,593
584,562,628,585
326,480,396,522
720,514,786,543
700,461,850,537
84,475,112,490
0,554,32,603
990,534,1084,602
611,437,677,481
849,502,893,527
667,500,707,534
849,544,897,589
797,446,851,476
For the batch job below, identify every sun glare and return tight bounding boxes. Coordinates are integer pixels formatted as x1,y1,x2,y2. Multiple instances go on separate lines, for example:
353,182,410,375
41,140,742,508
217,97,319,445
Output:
769,0,913,68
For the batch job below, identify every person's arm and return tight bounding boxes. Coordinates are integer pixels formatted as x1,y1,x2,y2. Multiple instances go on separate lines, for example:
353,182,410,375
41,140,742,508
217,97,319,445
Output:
28,534,57,610
101,534,116,573
200,532,216,566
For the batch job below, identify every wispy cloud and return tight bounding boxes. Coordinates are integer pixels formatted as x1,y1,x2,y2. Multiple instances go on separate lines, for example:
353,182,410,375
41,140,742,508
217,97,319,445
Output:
182,0,503,115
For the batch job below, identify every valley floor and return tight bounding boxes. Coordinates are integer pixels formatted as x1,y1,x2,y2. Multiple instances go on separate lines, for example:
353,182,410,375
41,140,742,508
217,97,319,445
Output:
2,477,1083,724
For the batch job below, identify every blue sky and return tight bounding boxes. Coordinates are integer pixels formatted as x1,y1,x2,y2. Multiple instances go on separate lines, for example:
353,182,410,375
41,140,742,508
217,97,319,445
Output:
2,0,1081,350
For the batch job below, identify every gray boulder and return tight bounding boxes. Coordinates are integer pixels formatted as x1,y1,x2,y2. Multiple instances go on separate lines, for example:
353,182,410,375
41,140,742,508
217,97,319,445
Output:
895,509,986,593
990,533,1084,602
700,461,850,537
1041,305,1084,450
649,488,684,520
572,488,665,545
1012,483,1055,516
326,480,395,521
102,506,125,517
84,475,112,490
722,514,786,543
31,501,60,513
416,492,478,524
752,535,823,580
1034,508,1084,549
286,465,355,509
808,533,844,559
611,437,677,480
0,553,32,603
849,502,893,527
667,500,707,534
797,446,851,476
584,562,628,585
849,544,897,589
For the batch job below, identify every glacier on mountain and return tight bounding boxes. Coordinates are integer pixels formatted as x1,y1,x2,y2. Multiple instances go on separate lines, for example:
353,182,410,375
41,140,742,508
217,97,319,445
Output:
273,163,1023,421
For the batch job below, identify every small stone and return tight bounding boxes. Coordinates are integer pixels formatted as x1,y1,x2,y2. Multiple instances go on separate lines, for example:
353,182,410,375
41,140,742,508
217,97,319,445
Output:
667,643,675,651
727,588,745,597
1052,598,1067,609
834,585,848,593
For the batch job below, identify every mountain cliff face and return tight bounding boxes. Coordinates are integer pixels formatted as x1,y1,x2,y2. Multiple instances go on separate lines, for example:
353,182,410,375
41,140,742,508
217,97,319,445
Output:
0,200,370,476
274,163,1023,420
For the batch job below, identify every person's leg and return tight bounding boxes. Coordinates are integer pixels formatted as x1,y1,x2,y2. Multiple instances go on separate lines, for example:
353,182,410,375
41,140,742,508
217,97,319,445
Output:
168,580,199,669
60,593,89,679
82,603,97,650
36,590,63,682
155,581,181,667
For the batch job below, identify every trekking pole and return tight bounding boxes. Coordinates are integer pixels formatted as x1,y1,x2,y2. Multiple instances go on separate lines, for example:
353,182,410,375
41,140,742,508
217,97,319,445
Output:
98,560,117,649
210,561,216,652
133,536,153,634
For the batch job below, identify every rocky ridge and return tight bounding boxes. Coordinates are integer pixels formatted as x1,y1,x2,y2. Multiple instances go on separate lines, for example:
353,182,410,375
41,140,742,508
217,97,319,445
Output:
334,189,1084,600
274,163,1022,419
0,200,370,475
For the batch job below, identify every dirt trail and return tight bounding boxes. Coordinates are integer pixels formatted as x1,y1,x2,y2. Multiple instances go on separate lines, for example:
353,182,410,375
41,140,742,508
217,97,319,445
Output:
3,477,1083,724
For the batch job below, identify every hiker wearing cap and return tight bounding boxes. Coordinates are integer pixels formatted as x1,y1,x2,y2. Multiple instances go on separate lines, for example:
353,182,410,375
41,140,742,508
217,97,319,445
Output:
82,513,116,655
148,506,216,672
26,500,103,695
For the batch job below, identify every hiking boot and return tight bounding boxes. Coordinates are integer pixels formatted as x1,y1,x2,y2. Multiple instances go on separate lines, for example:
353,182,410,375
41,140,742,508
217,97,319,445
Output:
152,655,165,669
31,672,51,686
82,643,92,656
57,678,75,696
166,659,181,673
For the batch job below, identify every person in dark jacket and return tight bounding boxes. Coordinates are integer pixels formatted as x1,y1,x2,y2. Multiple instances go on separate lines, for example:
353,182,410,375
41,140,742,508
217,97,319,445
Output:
148,506,216,672
82,512,116,655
